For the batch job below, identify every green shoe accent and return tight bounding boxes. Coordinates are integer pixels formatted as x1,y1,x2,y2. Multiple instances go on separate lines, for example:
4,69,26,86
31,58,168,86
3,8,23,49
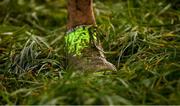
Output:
65,26,97,56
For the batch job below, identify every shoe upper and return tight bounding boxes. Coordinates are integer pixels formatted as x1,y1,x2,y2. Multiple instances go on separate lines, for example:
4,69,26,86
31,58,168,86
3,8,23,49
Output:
65,25,117,73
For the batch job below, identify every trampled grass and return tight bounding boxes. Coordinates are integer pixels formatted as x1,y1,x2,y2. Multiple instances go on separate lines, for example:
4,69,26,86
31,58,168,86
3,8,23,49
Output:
0,0,180,105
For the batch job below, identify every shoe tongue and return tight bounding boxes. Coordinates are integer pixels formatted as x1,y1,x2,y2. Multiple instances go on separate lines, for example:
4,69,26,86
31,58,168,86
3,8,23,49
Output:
65,25,97,56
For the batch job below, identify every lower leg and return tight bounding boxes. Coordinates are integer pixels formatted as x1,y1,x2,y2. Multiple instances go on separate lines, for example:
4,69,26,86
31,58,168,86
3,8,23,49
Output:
67,0,96,30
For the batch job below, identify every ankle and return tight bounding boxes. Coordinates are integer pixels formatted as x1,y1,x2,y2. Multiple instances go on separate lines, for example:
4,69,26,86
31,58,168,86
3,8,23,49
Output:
67,0,96,29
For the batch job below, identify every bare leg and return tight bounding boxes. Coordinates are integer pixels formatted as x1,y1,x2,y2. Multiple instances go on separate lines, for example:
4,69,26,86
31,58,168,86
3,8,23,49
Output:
67,0,96,29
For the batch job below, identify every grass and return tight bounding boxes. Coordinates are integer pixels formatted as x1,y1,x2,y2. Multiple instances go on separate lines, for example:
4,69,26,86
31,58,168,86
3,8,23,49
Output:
0,0,180,105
